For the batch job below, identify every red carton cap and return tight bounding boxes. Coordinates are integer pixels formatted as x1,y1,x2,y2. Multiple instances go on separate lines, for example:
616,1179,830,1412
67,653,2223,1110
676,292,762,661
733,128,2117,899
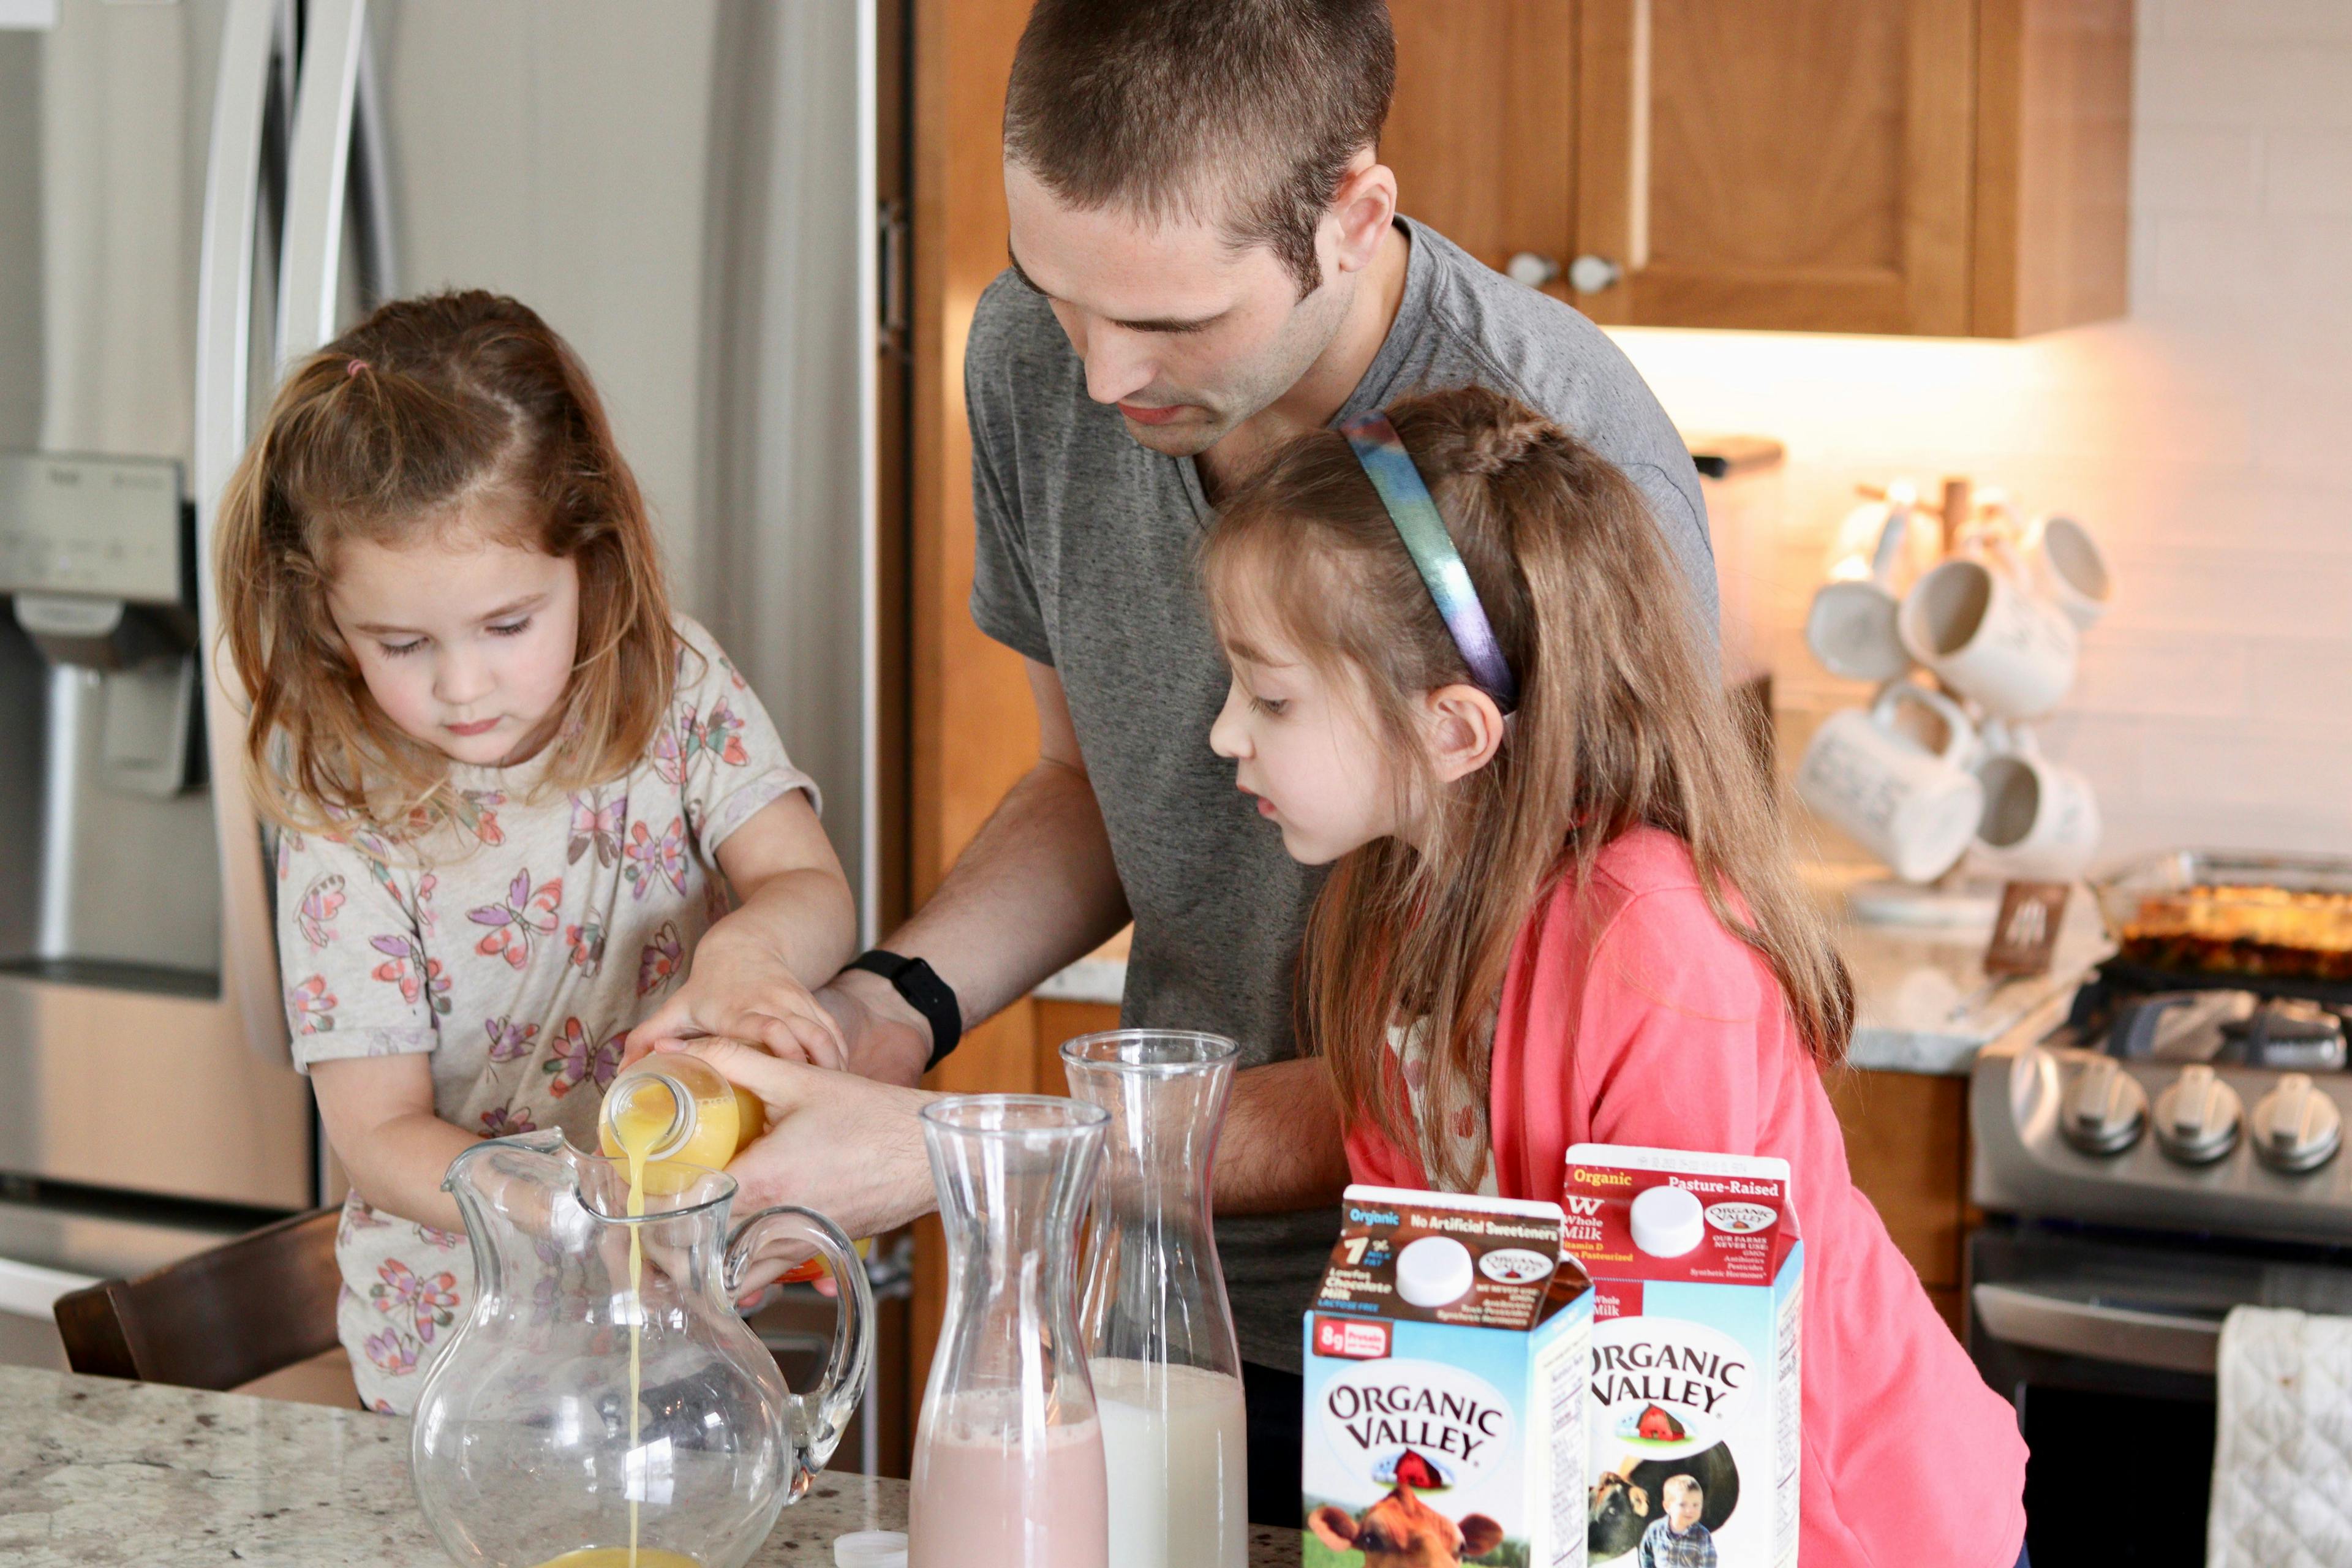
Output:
1561,1145,1798,1284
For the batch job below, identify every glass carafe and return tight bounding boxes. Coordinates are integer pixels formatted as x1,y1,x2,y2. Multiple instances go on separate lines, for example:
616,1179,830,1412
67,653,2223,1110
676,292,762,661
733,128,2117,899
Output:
411,1129,873,1568
1061,1031,1248,1568
908,1095,1109,1568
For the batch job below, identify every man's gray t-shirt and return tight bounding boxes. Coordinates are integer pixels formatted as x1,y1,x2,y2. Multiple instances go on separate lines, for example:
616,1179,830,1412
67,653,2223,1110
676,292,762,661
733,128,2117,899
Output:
965,218,1715,1370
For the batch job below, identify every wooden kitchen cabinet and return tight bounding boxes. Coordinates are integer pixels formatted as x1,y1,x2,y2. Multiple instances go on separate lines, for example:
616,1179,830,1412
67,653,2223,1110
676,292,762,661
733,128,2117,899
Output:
1385,0,2132,338
1387,1,1581,276
1829,1067,1972,1337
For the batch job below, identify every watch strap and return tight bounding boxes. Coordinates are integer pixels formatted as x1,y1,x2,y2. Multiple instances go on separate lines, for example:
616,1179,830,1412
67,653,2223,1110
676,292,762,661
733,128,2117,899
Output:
846,949,963,1072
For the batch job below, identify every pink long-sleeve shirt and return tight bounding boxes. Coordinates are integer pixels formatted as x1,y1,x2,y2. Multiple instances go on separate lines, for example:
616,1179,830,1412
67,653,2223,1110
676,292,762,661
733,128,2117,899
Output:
1344,827,2028,1567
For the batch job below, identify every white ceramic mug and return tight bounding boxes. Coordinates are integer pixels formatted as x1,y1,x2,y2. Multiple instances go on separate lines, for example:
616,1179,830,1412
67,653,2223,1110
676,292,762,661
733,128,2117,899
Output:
1969,723,2101,882
1796,682,1985,883
2022,514,2112,631
1898,556,2079,720
1804,506,1915,682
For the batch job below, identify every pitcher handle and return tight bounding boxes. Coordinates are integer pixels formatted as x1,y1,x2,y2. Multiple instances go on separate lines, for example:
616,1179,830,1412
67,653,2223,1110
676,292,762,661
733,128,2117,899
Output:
725,1205,874,1478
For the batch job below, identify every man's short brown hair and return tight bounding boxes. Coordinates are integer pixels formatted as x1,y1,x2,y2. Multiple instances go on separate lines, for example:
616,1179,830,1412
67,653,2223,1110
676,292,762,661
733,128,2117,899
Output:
1003,0,1395,297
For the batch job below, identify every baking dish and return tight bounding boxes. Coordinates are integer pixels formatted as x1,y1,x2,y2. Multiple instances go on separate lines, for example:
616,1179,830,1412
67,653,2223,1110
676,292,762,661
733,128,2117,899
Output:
2092,851,2352,982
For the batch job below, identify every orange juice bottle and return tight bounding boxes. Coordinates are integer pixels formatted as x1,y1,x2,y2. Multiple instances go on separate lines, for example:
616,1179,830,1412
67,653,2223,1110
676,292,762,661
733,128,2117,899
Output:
598,1055,766,1170
597,1054,859,1286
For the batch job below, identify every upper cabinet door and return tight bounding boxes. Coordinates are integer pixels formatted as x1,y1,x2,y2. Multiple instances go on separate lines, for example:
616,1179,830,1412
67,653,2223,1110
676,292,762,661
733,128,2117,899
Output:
1574,0,1977,335
1385,1,1580,285
1382,0,2132,339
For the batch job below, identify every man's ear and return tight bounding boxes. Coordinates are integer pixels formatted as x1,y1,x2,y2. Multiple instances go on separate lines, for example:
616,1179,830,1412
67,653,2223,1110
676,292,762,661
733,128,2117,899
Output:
1424,682,1507,785
1325,147,1396,277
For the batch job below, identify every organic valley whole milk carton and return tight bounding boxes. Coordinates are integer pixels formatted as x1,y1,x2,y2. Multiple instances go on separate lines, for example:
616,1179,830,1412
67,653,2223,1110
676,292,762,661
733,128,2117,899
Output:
1302,1184,1592,1568
1562,1146,1801,1568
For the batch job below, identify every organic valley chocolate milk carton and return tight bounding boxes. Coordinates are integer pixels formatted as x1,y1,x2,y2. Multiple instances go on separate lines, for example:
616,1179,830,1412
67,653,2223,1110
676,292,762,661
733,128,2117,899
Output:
1562,1146,1801,1568
1302,1184,1592,1568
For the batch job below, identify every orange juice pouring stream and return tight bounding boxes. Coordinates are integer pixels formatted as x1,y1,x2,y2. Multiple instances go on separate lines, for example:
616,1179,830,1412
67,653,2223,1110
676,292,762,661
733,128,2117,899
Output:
590,1057,767,1568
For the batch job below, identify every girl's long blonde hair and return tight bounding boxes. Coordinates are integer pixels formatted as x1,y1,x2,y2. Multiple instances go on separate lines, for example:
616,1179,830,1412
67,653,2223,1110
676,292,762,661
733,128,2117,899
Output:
215,290,679,837
1203,385,1850,1189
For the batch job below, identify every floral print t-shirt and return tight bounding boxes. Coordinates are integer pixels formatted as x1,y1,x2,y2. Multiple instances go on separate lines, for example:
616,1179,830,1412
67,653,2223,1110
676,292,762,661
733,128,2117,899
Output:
278,615,816,1414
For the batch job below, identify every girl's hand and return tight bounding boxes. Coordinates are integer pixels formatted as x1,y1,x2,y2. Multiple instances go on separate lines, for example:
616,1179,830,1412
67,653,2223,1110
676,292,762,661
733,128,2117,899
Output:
624,794,857,1074
627,925,850,1069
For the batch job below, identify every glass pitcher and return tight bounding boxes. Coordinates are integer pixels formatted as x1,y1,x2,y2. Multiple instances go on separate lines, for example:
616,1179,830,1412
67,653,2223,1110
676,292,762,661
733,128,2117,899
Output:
907,1095,1109,1568
412,1129,873,1568
1061,1031,1249,1568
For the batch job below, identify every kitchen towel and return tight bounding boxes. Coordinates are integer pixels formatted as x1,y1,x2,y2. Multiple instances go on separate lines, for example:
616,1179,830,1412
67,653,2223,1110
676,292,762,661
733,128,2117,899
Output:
2208,1305,2352,1568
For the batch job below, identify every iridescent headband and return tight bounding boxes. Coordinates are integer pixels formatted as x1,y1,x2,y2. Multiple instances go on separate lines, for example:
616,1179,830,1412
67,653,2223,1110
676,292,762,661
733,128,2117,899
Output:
1340,410,1520,712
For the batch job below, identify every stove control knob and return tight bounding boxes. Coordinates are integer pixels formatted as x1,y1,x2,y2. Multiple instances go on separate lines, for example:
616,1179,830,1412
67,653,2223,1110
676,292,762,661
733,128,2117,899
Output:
2060,1057,2147,1156
2153,1064,2242,1165
2250,1074,2344,1174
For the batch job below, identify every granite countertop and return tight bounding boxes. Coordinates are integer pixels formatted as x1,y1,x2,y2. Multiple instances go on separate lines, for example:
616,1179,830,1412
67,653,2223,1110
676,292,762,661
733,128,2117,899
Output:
1038,869,2114,1077
0,1366,1302,1567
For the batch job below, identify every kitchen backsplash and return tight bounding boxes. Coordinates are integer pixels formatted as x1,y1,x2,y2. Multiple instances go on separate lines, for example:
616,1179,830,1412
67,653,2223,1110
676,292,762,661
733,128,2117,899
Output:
1610,0,2352,867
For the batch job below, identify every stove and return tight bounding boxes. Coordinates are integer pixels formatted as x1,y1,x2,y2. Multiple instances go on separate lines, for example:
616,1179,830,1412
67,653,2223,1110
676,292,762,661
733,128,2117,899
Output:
1972,981,2352,1240
1967,963,2352,1564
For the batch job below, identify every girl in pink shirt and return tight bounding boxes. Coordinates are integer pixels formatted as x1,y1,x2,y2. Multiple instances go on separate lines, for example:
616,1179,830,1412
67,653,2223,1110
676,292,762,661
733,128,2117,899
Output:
1200,385,2028,1568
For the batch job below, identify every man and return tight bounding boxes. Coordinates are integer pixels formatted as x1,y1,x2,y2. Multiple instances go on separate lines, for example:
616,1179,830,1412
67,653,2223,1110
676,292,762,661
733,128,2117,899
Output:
631,0,1714,1523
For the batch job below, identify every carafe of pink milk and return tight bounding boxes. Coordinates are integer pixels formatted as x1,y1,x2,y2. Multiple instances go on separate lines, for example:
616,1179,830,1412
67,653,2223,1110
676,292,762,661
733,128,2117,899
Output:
1061,1031,1248,1568
907,1095,1110,1568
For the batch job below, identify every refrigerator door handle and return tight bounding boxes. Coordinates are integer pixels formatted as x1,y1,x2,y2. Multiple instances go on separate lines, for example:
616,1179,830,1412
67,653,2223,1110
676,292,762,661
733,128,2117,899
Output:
193,0,298,1067
277,0,376,357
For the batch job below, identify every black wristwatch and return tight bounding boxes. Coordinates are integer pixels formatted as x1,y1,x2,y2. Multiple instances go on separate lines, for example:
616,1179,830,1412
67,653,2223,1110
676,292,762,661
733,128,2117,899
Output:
845,950,963,1072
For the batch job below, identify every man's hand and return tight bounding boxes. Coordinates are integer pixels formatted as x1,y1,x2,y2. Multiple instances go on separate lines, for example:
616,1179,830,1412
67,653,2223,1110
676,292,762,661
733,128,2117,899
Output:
816,970,935,1087
625,926,848,1071
655,1036,941,1240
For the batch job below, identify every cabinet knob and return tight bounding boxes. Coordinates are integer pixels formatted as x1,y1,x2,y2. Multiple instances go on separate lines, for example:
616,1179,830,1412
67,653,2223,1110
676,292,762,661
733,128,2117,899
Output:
1568,254,1623,295
1504,252,1561,289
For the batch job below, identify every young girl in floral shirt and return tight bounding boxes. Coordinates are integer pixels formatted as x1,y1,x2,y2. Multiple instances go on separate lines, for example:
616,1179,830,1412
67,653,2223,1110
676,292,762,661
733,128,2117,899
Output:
216,290,854,1412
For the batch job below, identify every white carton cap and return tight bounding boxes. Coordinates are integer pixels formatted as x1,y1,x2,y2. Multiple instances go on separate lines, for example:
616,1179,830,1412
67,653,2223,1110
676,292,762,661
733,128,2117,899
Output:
1630,1184,1705,1257
835,1531,908,1568
1395,1234,1475,1307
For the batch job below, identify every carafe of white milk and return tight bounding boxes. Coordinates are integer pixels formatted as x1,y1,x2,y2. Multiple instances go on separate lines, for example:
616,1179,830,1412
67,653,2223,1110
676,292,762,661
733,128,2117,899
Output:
1061,1030,1250,1568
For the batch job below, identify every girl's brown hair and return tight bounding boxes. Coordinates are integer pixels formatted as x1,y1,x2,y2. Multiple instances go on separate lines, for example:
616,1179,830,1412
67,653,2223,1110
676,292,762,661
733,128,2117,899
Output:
1203,385,1850,1189
215,290,679,836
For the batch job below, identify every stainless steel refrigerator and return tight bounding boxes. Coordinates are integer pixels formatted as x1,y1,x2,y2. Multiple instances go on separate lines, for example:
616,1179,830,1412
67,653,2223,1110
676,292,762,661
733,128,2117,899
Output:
0,0,884,1360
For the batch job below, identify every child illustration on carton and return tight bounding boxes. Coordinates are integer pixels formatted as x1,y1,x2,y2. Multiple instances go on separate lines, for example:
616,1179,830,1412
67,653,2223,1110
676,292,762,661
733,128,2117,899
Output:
1638,1476,1717,1568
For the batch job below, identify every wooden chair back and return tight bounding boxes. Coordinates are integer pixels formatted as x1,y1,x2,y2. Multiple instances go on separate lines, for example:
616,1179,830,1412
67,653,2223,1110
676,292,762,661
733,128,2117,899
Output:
52,1206,343,1392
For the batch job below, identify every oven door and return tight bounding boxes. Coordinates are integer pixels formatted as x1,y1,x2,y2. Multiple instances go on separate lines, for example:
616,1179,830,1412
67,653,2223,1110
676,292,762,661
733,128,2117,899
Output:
1969,1221,2352,1566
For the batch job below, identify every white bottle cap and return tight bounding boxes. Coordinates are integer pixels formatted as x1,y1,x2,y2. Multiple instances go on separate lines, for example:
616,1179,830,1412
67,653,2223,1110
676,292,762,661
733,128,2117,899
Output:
835,1531,908,1568
1630,1185,1706,1257
1394,1234,1475,1308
